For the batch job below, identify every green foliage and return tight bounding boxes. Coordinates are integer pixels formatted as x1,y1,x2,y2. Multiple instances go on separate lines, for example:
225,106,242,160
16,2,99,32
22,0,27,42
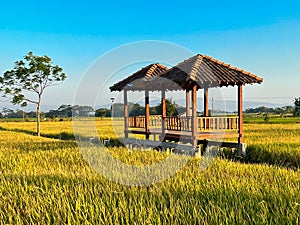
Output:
95,108,110,117
101,99,180,118
263,113,270,123
294,97,300,117
46,105,94,118
0,52,66,135
0,52,66,106
245,105,294,114
153,99,179,116
129,103,144,116
111,103,124,117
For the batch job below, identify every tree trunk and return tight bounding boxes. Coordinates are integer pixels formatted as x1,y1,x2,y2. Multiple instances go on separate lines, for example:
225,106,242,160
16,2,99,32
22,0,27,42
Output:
37,103,41,136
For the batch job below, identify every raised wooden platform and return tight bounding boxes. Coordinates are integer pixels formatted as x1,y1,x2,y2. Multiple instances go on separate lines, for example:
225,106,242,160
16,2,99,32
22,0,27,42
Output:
124,127,246,157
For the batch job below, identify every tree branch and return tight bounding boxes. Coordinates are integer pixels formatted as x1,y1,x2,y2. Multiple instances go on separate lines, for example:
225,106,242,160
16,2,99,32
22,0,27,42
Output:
23,98,39,105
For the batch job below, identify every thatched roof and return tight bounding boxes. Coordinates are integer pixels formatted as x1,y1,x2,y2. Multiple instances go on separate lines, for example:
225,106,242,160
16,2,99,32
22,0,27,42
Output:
110,54,263,92
109,63,168,91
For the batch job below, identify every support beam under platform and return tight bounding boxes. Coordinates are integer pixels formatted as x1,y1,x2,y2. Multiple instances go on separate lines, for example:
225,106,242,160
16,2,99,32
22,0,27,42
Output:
198,140,247,157
124,138,196,156
123,138,247,157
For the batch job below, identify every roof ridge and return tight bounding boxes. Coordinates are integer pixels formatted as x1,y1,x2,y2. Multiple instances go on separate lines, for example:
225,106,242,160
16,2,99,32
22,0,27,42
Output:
111,63,154,88
189,54,203,81
145,64,158,77
171,54,204,81
156,63,169,71
110,63,170,91
146,63,170,77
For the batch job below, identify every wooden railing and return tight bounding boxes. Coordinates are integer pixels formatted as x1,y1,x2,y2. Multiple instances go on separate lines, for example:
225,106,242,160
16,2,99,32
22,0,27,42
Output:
127,115,238,132
149,115,162,128
197,116,238,131
165,116,191,131
128,115,162,128
127,116,145,128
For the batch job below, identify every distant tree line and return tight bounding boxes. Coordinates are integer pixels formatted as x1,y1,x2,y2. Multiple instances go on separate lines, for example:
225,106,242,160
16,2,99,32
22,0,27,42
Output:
0,108,37,119
0,105,94,119
2,98,300,119
46,105,94,118
244,106,294,115
245,98,300,116
0,99,180,119
96,99,180,118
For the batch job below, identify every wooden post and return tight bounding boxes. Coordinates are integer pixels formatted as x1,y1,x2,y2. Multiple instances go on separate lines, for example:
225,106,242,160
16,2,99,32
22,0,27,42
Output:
191,85,197,146
145,90,150,139
204,86,209,117
186,90,190,131
124,90,129,138
161,90,166,142
186,90,190,116
238,85,243,143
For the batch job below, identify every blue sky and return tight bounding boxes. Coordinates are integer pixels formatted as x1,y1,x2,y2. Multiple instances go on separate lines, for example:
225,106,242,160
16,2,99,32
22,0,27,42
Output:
0,0,300,110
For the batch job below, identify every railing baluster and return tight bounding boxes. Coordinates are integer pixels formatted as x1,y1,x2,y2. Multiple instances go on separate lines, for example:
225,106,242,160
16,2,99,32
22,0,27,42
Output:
127,115,239,132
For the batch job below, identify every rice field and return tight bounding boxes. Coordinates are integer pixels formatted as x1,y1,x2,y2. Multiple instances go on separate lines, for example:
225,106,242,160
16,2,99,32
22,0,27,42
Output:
0,119,299,224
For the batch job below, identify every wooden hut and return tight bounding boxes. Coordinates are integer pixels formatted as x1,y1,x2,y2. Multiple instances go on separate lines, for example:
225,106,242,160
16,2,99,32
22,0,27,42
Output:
110,54,263,156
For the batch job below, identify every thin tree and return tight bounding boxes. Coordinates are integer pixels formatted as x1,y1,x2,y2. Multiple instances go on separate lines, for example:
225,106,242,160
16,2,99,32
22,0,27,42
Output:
0,52,66,136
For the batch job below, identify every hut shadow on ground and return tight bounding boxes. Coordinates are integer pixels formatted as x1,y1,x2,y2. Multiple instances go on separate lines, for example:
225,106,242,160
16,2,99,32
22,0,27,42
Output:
0,125,122,145
0,126,75,140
